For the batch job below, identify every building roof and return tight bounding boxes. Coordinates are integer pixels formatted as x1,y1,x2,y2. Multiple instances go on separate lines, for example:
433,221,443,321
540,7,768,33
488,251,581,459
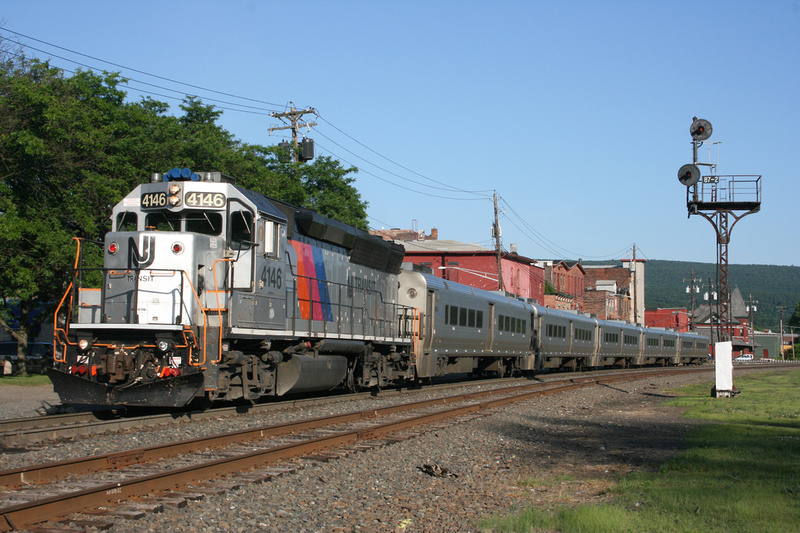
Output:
692,285,748,324
402,239,490,253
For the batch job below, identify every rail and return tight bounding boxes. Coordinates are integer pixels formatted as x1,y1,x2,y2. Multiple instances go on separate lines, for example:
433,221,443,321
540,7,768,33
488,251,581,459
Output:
0,366,714,531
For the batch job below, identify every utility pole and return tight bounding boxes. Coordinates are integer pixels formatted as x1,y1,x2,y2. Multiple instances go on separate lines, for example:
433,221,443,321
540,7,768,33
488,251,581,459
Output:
631,244,638,325
684,270,702,330
268,105,318,162
746,294,758,357
779,306,787,360
492,192,505,292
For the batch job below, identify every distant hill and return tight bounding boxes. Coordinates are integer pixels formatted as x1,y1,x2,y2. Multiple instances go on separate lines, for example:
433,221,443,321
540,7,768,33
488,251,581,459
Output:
643,260,800,332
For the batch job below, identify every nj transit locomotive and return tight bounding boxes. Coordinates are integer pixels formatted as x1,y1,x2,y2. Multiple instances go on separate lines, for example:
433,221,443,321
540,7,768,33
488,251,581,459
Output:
49,169,708,408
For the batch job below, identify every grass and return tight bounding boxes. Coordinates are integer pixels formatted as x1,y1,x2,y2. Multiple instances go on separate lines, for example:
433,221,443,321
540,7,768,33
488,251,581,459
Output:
479,369,800,532
0,373,52,386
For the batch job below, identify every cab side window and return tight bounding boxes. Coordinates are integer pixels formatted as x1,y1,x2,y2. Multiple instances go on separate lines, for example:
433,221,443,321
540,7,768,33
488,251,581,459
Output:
230,210,254,250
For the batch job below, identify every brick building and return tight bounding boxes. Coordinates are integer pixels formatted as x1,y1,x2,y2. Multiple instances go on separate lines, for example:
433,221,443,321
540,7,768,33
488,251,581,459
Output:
400,240,545,303
370,226,439,242
583,286,631,321
582,260,645,324
369,229,545,303
644,308,690,332
538,261,585,311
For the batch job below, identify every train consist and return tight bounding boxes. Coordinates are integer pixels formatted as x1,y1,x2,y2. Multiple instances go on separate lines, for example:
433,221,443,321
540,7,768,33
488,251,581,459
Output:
48,169,709,407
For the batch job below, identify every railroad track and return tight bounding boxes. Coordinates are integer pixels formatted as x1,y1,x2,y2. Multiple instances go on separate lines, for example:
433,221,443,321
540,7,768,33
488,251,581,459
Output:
0,367,712,531
0,375,527,449
2,363,786,449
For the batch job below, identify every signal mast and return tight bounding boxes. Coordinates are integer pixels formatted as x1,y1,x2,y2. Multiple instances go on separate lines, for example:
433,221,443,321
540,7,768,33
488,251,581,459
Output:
677,118,761,349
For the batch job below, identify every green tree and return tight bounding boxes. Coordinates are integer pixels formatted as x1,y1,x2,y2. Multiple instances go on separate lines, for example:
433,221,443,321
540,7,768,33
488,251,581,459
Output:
788,301,800,329
0,58,370,373
297,156,367,230
0,59,142,372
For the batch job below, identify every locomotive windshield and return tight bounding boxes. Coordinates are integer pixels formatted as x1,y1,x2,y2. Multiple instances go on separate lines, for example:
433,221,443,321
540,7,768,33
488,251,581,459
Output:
145,211,180,231
114,210,223,236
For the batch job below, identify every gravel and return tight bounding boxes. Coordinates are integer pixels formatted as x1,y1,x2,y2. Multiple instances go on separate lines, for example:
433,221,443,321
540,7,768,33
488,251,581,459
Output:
1,371,719,532
0,383,62,421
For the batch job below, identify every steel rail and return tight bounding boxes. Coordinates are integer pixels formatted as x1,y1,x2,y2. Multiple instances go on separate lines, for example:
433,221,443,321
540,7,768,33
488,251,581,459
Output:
0,366,718,530
0,375,531,448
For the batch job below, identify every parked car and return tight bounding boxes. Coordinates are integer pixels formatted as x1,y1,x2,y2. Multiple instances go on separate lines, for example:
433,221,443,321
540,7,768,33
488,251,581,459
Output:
0,341,53,375
733,354,754,363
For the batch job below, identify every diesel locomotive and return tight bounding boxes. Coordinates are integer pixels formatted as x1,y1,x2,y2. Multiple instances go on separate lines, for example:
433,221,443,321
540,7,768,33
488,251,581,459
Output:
48,168,708,408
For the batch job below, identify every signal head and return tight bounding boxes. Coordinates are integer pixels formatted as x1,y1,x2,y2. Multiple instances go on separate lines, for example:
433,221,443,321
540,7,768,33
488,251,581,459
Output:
678,164,701,187
690,118,712,141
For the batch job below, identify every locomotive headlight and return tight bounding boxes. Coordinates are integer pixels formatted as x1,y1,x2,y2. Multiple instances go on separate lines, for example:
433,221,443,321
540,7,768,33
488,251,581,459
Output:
107,242,119,255
78,338,92,351
168,184,182,206
171,242,184,255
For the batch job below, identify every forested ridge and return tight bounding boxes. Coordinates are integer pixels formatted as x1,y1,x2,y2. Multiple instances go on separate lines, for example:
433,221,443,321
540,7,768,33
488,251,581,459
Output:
644,260,800,331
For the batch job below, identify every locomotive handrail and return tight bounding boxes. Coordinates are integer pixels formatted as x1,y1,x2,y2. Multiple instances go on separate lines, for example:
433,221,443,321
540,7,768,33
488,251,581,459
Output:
53,281,74,364
56,254,213,367
289,272,415,341
209,258,233,364
53,237,90,364
181,273,211,367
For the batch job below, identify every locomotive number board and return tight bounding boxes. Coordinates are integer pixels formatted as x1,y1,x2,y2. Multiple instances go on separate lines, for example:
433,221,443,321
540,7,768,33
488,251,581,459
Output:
141,192,167,208
184,192,226,208
140,192,226,209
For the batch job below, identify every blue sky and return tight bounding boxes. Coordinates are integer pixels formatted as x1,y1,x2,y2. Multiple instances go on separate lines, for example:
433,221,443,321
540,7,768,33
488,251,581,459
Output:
2,1,798,266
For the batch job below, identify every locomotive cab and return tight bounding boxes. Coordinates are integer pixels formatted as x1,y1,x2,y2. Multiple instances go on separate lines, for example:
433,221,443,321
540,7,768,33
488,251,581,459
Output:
50,170,281,406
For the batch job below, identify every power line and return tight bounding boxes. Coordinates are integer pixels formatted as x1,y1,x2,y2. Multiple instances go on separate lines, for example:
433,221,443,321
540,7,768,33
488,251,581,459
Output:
3,29,495,202
313,140,489,201
2,28,629,263
313,131,491,197
498,195,632,260
0,28,285,108
317,113,492,197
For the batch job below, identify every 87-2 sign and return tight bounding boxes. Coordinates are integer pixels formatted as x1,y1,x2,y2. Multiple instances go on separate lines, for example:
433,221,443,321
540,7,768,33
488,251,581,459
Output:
185,192,226,208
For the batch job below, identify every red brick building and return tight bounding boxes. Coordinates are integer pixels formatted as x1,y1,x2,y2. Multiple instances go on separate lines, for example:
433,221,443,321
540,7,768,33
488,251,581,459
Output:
539,261,585,311
370,226,439,242
583,288,631,321
644,308,690,332
370,234,546,303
